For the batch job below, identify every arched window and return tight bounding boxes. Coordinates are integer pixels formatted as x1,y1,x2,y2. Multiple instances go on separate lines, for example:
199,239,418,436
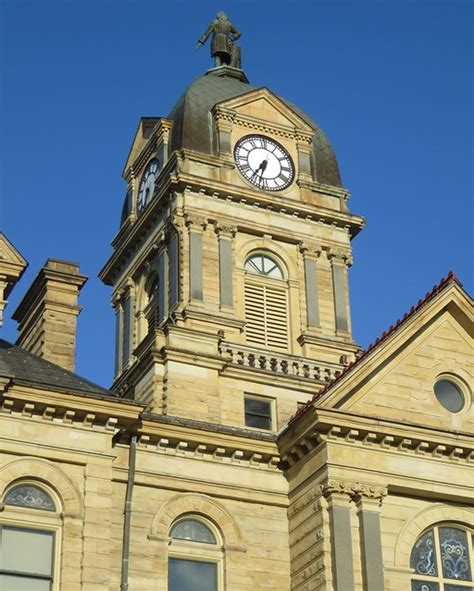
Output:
244,252,289,351
411,524,473,590
1,482,60,590
168,517,222,591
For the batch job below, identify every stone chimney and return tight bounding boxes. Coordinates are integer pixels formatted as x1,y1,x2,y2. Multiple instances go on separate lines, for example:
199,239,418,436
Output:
12,259,88,372
0,233,28,327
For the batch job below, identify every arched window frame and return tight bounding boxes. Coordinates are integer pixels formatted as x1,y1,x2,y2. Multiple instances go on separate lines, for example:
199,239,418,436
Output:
168,515,224,591
243,250,291,352
410,522,474,590
0,480,62,591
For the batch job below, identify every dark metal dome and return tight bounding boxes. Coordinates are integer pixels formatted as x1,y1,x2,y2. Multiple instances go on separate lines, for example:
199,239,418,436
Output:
168,71,342,187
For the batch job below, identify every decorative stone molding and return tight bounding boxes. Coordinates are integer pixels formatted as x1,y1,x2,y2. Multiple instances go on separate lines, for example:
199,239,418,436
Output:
214,222,237,238
299,242,323,259
320,478,387,505
283,420,474,468
150,493,244,548
185,213,208,231
0,457,82,517
136,432,279,472
326,247,353,267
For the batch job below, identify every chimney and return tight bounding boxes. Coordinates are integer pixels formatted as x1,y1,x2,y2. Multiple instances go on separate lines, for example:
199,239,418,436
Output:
12,259,88,372
0,233,28,327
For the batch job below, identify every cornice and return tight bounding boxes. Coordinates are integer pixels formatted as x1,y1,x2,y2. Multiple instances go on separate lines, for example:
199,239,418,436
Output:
279,408,474,469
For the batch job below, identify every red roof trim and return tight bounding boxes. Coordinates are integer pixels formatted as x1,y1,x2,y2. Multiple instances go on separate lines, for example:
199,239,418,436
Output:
288,271,462,425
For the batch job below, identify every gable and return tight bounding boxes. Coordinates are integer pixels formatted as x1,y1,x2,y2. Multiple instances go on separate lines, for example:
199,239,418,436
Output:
315,283,473,433
215,88,314,135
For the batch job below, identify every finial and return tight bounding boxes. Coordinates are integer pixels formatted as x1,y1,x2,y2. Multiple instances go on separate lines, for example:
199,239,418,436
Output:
196,11,242,69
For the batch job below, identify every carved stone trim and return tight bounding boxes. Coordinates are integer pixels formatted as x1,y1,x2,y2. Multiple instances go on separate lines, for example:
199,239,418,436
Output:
185,213,208,231
299,242,323,259
214,222,237,238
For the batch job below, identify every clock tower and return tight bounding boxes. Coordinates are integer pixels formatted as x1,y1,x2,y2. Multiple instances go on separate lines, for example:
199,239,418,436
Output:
99,36,364,431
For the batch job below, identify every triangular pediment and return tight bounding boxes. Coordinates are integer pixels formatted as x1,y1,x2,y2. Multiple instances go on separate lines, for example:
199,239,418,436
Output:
313,280,473,432
0,233,27,280
215,88,314,135
122,117,162,177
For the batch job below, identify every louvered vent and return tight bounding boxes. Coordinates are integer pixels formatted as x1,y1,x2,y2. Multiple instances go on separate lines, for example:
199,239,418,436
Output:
244,282,288,351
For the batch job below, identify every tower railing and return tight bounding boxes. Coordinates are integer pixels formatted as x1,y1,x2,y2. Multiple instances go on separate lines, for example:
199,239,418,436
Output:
219,341,342,383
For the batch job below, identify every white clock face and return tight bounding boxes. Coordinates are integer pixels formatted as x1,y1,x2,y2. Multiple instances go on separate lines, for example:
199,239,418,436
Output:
137,159,160,212
234,135,294,191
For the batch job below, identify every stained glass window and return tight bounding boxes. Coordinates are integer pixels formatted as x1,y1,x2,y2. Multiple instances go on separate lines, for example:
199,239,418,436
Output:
412,529,438,577
411,526,473,590
412,583,440,591
170,519,216,544
439,528,471,581
4,484,56,512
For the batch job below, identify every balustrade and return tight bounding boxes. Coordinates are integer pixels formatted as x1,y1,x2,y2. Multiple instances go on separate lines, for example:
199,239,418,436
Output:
220,342,341,383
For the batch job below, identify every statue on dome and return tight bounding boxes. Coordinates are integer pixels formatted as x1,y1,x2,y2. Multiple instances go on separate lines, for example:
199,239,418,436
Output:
196,12,242,69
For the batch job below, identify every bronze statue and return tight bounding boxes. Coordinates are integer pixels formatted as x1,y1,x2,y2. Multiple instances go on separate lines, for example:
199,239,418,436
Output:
196,12,241,69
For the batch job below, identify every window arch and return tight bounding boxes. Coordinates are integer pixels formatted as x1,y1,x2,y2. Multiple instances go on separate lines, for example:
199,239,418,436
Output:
168,515,222,591
410,524,473,590
1,480,61,590
244,252,289,351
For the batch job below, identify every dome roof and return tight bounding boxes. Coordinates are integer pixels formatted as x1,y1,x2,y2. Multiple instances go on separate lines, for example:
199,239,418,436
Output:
168,71,342,187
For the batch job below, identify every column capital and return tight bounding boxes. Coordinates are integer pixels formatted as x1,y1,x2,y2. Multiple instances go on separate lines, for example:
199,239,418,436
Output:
112,288,126,307
185,213,208,231
353,484,388,508
214,222,237,238
299,241,323,258
320,478,354,501
327,248,353,267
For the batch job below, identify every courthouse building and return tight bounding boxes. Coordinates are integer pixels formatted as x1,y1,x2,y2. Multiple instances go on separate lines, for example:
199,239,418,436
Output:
0,21,473,591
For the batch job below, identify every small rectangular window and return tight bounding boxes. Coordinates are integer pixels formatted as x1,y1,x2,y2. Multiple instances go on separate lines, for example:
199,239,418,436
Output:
244,395,273,430
169,558,217,591
0,526,54,589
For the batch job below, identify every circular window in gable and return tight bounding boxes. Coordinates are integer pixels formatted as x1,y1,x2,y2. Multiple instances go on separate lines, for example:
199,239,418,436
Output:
433,378,465,413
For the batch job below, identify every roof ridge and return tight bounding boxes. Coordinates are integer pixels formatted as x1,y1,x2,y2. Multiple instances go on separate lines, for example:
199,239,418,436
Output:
288,271,461,425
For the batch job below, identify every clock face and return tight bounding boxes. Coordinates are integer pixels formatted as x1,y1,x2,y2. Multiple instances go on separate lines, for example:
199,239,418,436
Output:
137,159,160,212
234,135,294,191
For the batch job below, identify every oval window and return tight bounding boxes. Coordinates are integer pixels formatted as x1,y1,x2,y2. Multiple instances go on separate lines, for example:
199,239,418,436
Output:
433,379,465,413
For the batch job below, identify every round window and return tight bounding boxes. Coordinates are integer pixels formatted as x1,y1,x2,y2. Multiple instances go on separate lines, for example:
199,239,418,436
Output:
433,379,465,413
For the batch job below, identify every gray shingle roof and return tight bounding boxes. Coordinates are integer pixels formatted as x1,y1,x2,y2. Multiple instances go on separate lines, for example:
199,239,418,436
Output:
0,338,114,398
168,71,342,187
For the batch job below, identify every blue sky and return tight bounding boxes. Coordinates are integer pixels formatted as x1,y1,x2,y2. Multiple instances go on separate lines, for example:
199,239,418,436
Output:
1,0,472,387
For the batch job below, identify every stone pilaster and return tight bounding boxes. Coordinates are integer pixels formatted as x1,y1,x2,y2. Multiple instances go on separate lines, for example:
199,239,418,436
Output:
327,249,353,335
185,214,207,302
215,222,237,309
353,486,387,591
321,480,356,591
299,242,323,329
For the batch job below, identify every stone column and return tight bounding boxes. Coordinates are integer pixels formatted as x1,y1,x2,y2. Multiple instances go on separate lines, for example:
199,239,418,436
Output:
353,486,387,591
321,480,356,591
215,223,237,309
300,242,322,329
213,107,235,160
296,132,314,183
122,279,135,369
112,289,124,377
186,214,207,302
168,224,180,311
328,250,352,334
158,245,169,323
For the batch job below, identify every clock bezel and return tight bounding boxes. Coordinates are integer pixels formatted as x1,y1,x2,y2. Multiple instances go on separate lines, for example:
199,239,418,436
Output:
234,134,295,192
137,158,160,213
